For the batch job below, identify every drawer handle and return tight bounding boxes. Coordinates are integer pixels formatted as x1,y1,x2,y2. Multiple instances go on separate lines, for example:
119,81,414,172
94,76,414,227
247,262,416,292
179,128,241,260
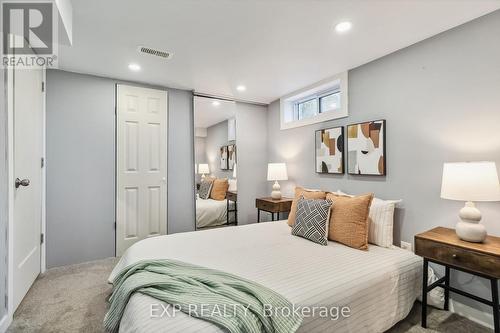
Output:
452,254,458,259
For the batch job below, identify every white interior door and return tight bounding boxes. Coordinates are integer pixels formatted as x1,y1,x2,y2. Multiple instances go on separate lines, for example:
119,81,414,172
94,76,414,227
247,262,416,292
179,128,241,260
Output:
12,68,44,310
116,85,168,256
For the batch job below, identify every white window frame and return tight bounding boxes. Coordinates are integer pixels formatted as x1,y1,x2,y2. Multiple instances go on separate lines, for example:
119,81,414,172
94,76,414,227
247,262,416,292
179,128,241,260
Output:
280,71,348,130
293,89,341,121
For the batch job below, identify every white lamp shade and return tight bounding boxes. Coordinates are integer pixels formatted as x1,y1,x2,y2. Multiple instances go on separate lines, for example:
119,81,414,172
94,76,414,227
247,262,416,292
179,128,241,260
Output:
441,161,500,201
267,163,288,181
198,163,210,175
233,163,237,178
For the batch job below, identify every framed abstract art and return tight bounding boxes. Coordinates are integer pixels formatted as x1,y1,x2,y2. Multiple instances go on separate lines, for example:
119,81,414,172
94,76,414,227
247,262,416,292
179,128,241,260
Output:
227,144,236,170
347,120,386,175
220,146,228,170
315,126,344,174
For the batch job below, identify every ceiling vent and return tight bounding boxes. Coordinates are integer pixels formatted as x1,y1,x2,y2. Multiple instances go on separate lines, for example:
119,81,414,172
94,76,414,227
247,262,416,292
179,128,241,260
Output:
138,46,172,59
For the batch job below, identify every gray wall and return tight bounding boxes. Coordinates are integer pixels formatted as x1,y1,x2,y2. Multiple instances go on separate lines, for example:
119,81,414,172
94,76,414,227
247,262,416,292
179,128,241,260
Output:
236,102,269,224
194,136,206,184
267,11,500,323
205,120,233,179
166,87,196,234
0,69,7,319
195,137,206,164
46,70,195,268
46,71,116,268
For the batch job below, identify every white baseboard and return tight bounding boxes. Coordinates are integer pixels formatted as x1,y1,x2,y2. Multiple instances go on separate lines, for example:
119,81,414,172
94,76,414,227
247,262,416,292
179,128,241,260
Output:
0,314,12,333
450,299,494,330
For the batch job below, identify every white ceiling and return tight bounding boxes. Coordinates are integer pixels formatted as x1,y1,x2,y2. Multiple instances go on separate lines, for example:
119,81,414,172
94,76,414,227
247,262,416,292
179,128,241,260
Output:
194,96,236,129
60,1,500,104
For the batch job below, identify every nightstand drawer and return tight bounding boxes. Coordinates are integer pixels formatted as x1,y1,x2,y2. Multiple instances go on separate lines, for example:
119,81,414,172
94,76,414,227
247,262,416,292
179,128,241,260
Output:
256,199,279,212
226,191,237,201
255,198,292,213
415,237,500,278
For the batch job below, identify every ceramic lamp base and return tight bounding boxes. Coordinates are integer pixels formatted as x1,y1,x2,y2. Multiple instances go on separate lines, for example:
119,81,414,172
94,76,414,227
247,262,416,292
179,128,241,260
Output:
456,201,487,243
456,221,487,243
271,181,282,200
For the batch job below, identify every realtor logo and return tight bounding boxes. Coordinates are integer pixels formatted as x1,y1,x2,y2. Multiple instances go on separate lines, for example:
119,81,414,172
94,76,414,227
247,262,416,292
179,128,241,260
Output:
1,1,58,68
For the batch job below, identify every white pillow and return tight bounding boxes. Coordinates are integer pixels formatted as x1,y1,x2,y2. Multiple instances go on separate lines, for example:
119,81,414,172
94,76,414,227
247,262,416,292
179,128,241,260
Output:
228,179,237,192
336,190,401,248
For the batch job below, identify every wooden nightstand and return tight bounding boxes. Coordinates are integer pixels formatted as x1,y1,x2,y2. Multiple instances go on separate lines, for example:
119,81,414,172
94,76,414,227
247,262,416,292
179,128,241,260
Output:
226,191,237,225
255,197,293,222
415,227,500,332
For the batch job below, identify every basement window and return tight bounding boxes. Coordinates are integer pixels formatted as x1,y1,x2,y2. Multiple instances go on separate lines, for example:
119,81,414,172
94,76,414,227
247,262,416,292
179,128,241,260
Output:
294,90,341,121
280,72,348,129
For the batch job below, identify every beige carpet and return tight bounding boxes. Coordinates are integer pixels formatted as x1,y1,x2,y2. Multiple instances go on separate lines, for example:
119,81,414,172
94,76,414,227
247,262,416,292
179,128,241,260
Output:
7,257,492,333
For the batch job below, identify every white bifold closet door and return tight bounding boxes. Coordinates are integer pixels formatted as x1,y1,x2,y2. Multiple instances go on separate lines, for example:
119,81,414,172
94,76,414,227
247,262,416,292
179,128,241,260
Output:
116,85,168,256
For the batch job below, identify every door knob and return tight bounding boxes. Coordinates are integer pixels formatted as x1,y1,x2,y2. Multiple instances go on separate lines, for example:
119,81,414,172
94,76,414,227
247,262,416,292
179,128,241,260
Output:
15,178,30,188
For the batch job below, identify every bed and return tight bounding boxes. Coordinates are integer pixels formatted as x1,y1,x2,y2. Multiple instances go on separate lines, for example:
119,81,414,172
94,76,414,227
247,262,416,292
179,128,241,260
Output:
110,221,422,333
196,198,235,228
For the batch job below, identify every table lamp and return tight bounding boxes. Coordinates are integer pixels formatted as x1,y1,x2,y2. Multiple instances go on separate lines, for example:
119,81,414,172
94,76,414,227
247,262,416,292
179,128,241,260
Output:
198,164,210,181
267,163,288,199
441,161,500,242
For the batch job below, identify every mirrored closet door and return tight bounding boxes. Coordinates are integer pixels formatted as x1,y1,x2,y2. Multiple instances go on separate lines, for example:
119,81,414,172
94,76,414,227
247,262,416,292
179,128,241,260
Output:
194,96,238,230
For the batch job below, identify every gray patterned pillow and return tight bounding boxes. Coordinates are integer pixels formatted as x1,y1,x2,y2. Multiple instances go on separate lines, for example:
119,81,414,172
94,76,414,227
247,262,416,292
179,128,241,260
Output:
291,195,333,246
198,180,213,200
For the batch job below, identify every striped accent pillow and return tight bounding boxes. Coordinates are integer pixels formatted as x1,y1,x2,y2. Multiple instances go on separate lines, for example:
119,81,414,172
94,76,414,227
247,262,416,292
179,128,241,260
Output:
368,198,401,248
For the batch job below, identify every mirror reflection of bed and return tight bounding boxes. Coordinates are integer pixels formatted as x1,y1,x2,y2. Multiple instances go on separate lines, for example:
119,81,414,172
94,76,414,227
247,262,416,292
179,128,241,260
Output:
194,96,238,230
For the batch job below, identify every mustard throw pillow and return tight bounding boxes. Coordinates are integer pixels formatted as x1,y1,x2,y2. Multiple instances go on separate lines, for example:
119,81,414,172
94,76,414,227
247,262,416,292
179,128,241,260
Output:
210,178,229,201
287,187,327,226
326,192,374,250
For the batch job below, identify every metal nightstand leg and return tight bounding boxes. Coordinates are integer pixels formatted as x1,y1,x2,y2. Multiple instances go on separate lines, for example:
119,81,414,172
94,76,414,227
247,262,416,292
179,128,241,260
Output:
421,258,428,328
492,278,499,333
444,266,450,311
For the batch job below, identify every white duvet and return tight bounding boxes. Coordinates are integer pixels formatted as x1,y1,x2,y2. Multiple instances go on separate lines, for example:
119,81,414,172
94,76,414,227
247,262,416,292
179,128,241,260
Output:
110,221,422,333
196,198,233,228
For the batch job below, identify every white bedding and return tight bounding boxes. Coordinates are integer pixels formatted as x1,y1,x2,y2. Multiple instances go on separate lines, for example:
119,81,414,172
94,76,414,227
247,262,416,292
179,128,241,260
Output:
196,198,233,228
110,221,422,333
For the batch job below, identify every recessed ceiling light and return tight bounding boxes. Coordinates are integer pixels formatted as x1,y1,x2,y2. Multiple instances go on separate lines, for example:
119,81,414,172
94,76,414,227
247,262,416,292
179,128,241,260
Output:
335,21,352,33
236,85,246,92
212,100,220,107
128,63,141,72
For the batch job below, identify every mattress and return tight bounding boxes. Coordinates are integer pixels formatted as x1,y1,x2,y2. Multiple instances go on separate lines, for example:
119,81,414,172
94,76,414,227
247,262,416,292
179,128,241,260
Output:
110,221,422,333
196,198,234,228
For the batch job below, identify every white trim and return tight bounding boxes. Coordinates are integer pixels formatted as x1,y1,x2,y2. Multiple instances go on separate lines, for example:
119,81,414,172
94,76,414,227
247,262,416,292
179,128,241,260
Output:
165,91,168,236
41,68,47,273
280,71,348,130
6,65,14,332
53,0,73,45
450,298,494,330
0,314,12,333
